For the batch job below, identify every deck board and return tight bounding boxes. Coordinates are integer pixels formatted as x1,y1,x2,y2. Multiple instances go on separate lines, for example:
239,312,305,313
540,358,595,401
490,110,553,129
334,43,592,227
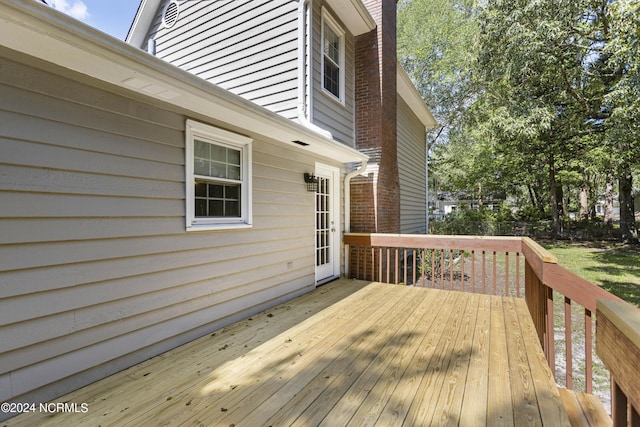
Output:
458,292,491,426
487,296,514,426
5,280,570,427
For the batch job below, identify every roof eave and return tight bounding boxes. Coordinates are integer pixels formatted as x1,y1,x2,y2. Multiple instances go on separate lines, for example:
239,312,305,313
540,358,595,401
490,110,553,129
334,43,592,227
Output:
0,0,367,165
397,63,438,129
325,0,376,35
126,0,161,47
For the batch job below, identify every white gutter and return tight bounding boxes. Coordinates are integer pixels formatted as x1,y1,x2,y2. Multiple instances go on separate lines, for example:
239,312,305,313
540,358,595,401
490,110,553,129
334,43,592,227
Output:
0,0,367,165
343,160,368,277
297,0,333,139
425,132,431,234
344,161,369,233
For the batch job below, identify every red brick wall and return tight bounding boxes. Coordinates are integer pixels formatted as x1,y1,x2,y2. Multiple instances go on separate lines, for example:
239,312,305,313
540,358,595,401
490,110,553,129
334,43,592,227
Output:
351,0,399,233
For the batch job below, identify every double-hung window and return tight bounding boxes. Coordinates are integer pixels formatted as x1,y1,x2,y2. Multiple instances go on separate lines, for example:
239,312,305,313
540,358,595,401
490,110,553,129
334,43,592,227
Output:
185,120,252,231
322,11,345,103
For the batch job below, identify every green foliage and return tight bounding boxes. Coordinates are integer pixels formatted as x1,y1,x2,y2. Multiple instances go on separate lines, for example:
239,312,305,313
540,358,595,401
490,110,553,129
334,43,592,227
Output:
400,0,640,242
430,205,518,235
397,0,479,129
605,0,640,142
416,248,464,279
514,205,546,222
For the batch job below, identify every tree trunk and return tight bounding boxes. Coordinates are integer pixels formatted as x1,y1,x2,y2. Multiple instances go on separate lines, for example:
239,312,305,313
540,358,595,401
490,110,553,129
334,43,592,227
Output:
549,157,561,238
527,184,537,209
579,183,589,221
562,184,569,221
530,182,546,217
604,170,614,226
619,163,638,243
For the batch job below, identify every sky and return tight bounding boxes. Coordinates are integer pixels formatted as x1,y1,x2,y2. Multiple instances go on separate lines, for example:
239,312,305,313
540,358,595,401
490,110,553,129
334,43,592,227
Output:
45,0,141,40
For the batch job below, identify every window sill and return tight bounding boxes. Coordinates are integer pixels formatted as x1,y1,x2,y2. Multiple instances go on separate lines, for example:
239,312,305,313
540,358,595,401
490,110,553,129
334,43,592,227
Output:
321,88,346,107
186,222,253,232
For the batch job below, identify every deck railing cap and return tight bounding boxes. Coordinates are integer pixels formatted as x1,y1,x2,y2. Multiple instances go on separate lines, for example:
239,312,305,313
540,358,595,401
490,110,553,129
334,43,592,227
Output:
597,299,640,349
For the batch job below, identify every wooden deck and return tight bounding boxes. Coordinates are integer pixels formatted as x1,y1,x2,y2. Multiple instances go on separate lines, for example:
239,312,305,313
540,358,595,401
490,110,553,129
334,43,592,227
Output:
6,280,570,426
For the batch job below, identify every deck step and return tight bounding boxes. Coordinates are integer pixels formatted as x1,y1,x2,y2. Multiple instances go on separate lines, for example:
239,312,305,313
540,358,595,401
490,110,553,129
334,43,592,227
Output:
558,388,612,427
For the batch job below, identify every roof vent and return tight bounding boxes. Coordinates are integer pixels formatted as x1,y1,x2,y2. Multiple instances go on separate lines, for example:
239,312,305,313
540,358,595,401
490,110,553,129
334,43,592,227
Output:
163,1,180,29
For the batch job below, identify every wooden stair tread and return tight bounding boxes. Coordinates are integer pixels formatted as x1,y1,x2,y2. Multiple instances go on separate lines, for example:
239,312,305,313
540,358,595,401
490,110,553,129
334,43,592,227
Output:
558,388,612,427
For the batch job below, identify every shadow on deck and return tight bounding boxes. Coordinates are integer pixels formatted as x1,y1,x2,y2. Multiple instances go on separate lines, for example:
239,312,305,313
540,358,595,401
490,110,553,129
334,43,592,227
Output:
5,279,571,426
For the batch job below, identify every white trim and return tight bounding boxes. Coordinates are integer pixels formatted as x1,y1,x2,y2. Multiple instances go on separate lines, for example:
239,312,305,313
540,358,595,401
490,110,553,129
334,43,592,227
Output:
185,120,253,231
315,162,341,284
321,9,345,105
127,0,161,46
324,0,375,36
297,0,311,121
296,0,333,139
0,1,368,165
397,64,438,129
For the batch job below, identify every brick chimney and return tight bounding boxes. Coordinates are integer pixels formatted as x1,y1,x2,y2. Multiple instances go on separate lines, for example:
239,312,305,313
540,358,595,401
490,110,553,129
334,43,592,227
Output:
351,0,399,233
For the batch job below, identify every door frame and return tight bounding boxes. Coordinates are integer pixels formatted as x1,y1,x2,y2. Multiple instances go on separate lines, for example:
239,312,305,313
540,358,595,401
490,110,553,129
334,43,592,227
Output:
314,162,341,285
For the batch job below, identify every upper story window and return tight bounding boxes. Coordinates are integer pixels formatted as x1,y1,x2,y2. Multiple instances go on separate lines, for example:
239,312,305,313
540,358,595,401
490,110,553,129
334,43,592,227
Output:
322,11,345,103
185,120,252,231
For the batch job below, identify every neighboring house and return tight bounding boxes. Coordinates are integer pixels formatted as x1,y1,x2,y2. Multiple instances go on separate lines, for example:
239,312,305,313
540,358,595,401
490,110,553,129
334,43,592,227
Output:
0,0,434,417
432,192,504,219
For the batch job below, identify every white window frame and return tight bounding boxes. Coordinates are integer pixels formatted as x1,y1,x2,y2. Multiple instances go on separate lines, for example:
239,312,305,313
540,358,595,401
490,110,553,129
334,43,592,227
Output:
321,9,345,104
185,120,252,231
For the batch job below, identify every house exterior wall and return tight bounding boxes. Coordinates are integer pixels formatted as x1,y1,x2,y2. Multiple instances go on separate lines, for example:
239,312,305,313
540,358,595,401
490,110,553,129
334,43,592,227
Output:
0,55,326,407
351,0,399,233
144,0,299,119
141,0,356,146
310,2,356,146
397,96,427,234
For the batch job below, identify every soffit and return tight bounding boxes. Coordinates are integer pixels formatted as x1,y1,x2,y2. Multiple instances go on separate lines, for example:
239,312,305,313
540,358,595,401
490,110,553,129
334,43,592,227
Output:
0,1,367,164
325,0,376,35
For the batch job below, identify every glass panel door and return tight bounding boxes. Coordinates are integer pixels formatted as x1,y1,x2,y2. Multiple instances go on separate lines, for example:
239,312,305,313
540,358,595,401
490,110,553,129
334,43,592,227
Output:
315,164,339,284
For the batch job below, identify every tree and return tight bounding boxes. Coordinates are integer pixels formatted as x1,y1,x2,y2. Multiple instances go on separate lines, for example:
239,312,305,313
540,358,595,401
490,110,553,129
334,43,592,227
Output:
397,0,485,217
604,0,640,242
400,0,639,243
469,0,640,238
472,0,601,234
397,0,480,133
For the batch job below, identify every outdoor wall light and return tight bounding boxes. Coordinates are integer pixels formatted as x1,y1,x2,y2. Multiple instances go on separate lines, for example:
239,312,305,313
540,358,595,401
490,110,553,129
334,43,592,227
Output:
304,173,318,192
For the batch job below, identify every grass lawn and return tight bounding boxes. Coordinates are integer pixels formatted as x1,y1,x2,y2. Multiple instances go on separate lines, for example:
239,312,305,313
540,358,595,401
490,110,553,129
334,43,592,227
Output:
541,241,640,307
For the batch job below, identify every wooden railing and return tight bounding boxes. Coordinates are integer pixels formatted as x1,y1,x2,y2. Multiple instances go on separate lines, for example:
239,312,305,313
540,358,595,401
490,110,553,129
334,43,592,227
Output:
596,300,640,426
344,233,635,417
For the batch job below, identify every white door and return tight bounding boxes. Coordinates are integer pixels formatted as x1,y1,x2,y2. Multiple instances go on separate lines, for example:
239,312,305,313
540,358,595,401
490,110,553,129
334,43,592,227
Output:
315,163,340,284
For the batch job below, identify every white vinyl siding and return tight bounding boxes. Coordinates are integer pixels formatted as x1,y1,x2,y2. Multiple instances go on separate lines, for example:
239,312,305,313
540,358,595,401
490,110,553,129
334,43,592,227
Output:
0,56,324,405
397,96,427,234
144,0,299,119
310,3,355,146
142,0,355,146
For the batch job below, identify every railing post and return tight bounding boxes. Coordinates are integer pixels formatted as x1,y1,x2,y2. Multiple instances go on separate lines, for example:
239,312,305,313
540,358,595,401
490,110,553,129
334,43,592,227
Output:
611,379,627,427
525,258,548,350
524,257,557,377
597,299,640,427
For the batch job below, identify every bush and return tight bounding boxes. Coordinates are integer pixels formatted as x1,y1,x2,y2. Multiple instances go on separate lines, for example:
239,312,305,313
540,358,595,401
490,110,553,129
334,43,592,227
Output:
430,205,516,235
